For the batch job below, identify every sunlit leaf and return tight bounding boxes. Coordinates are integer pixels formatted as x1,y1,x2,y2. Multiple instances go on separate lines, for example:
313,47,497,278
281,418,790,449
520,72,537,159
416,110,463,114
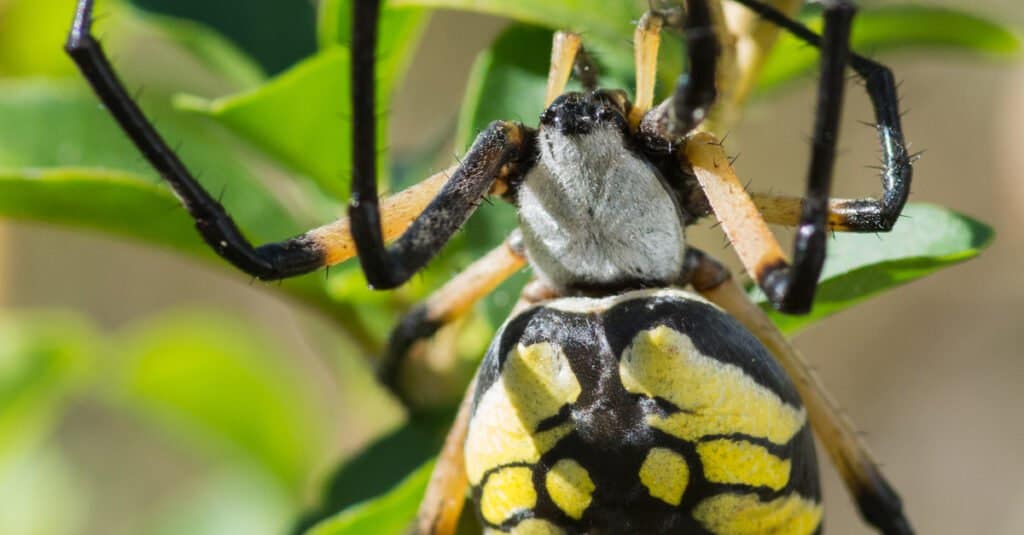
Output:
0,168,211,256
758,6,1023,93
391,0,643,40
0,79,303,238
317,0,429,57
181,2,428,201
756,204,995,334
397,0,676,100
0,0,81,77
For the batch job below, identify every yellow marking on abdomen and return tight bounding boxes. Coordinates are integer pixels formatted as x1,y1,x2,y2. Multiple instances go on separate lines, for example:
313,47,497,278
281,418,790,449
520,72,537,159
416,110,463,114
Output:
484,518,568,535
480,466,538,526
545,459,595,520
638,447,691,506
698,439,791,491
693,493,823,535
465,342,581,484
619,326,805,445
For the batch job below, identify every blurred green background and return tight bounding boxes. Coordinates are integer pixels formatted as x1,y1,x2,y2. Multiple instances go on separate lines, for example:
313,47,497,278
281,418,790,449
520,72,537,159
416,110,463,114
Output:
0,0,1022,534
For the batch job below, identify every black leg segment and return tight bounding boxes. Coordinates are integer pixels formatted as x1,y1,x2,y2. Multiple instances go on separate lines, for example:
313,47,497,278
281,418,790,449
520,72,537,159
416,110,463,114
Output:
670,0,720,135
65,0,329,280
731,0,914,317
348,0,530,290
732,0,913,233
757,0,854,313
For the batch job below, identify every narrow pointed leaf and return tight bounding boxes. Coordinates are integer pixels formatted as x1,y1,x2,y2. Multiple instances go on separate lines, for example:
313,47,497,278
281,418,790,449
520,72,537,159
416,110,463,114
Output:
755,204,995,334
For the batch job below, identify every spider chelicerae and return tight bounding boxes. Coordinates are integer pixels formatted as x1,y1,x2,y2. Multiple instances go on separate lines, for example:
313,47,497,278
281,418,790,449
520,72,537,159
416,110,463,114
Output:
66,0,914,533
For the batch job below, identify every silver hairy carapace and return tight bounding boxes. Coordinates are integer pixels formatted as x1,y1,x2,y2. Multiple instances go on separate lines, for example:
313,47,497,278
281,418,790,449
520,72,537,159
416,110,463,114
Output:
517,92,687,293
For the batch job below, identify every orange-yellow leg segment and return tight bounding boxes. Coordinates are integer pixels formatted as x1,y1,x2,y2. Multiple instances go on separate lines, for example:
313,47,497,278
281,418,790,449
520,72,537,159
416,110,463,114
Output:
685,132,791,288
546,32,582,106
629,10,665,128
415,372,478,535
302,166,453,265
751,192,899,232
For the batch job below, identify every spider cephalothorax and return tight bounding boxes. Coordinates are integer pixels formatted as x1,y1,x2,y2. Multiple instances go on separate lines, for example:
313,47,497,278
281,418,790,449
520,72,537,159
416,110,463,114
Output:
521,90,689,295
66,0,915,533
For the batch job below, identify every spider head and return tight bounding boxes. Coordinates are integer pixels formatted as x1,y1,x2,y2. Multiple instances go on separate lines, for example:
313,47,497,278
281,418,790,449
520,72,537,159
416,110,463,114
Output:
540,89,630,136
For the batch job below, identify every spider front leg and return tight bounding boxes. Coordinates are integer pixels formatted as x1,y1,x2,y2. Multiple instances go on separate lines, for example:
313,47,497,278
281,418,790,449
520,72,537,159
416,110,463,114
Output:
682,249,914,535
67,0,530,287
351,0,534,289
722,0,912,313
733,0,912,235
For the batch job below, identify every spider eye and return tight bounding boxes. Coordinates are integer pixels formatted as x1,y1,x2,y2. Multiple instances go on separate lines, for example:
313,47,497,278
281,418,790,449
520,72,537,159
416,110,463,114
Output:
540,107,556,125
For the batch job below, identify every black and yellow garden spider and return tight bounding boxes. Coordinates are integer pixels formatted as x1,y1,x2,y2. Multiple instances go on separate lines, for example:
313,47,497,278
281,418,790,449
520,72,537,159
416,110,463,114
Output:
66,0,914,533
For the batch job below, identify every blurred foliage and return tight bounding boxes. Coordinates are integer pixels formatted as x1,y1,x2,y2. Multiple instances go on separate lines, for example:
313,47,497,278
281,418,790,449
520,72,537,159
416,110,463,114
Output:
0,0,1015,533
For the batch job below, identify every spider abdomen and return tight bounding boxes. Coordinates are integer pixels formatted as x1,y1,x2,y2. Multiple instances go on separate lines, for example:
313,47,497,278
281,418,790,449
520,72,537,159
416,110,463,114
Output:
465,289,822,534
517,125,686,294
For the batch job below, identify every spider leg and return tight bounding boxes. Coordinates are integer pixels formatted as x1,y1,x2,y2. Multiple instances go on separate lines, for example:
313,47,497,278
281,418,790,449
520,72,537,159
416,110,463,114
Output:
637,0,720,139
573,45,601,93
684,248,914,535
546,31,583,106
67,0,530,285
733,0,911,234
378,232,527,407
669,0,720,136
629,10,666,127
750,192,907,231
350,0,536,290
684,2,857,314
415,371,476,535
727,0,912,307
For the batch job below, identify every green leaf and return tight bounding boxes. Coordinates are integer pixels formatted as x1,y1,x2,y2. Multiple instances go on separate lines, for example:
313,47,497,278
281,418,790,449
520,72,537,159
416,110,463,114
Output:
176,48,360,200
111,311,328,491
757,204,995,334
181,3,429,201
0,79,303,238
0,312,94,466
456,25,552,150
295,415,451,533
758,6,1024,93
0,168,211,257
0,0,81,77
0,79,355,318
392,0,644,41
400,0,676,107
138,10,267,90
303,461,434,535
317,0,429,56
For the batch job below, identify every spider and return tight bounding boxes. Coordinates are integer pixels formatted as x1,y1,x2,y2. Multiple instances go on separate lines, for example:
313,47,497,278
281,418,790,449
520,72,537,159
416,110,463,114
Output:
66,0,914,533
